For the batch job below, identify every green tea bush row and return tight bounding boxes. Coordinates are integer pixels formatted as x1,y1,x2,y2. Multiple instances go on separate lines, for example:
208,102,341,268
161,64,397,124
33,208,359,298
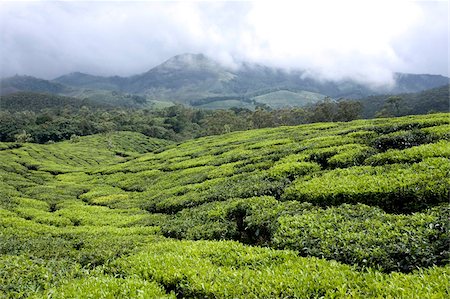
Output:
369,113,449,134
140,171,291,214
14,207,72,227
283,158,450,213
55,201,148,227
371,129,437,151
159,199,448,273
112,239,450,298
160,196,311,244
0,255,81,299
268,161,321,180
38,275,174,299
273,204,449,272
305,143,376,168
1,209,161,267
0,142,21,151
366,140,450,165
422,124,450,140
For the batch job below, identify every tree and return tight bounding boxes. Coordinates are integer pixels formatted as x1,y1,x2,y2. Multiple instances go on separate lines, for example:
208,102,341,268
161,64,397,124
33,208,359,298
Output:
200,110,250,135
385,96,403,116
308,98,337,122
252,107,275,128
336,100,363,121
14,130,33,143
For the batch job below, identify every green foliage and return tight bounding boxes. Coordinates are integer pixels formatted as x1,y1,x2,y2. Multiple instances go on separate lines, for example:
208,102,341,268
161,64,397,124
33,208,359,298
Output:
371,129,437,151
14,130,33,143
39,276,174,299
0,255,81,299
268,161,321,179
0,97,366,143
0,92,102,112
273,204,449,272
362,84,450,118
1,113,450,297
283,158,450,213
308,99,363,122
160,197,311,244
366,140,450,165
112,240,450,298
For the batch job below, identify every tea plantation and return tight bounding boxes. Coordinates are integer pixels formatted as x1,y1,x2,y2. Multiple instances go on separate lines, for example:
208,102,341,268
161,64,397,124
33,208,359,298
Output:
1,114,449,298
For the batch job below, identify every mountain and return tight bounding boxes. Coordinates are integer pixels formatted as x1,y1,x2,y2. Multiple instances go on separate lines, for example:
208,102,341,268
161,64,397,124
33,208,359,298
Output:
125,53,237,101
392,73,449,93
3,54,449,108
54,72,127,91
0,75,72,95
1,76,156,109
54,53,449,105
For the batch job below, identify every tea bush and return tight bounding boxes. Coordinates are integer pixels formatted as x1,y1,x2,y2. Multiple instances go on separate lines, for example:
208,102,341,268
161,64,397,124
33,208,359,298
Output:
1,114,449,297
366,140,450,165
283,158,450,213
112,239,450,298
273,204,449,272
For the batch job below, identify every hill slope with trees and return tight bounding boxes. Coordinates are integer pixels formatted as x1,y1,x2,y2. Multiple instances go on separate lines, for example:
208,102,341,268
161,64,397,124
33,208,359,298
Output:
359,84,449,118
0,113,449,298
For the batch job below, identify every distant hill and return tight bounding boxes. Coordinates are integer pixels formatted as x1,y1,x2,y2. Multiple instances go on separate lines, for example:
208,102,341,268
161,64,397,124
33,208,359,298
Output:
0,77,164,109
358,84,449,118
0,75,72,95
3,53,449,109
64,89,151,108
392,73,449,93
54,72,127,91
0,92,106,112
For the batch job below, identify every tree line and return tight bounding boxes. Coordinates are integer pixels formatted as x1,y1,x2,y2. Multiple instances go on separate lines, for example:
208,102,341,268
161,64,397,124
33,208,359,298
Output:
0,98,363,143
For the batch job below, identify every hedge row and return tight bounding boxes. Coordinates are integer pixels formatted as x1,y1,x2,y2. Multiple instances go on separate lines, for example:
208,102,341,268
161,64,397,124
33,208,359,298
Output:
283,158,450,213
112,239,450,298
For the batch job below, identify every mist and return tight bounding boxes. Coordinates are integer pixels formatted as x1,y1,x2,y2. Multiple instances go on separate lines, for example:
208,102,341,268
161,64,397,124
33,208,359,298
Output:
0,0,448,86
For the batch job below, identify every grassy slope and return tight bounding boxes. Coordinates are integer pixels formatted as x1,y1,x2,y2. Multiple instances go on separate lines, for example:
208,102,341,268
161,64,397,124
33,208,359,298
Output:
252,89,326,108
1,115,449,298
197,99,255,110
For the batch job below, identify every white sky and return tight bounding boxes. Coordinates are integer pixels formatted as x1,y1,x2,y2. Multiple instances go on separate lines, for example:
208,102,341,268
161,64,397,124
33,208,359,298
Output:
0,0,448,85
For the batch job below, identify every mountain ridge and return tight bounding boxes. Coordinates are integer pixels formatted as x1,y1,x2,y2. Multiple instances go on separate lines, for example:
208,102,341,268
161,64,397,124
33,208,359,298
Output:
2,53,449,107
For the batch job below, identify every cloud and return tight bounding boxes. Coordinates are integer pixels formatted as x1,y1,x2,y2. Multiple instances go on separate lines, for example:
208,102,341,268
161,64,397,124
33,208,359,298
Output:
0,0,448,86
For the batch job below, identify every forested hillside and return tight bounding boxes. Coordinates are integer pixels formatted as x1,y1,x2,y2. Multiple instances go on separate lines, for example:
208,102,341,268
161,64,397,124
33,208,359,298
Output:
359,84,450,118
0,96,363,143
0,92,108,112
1,113,449,298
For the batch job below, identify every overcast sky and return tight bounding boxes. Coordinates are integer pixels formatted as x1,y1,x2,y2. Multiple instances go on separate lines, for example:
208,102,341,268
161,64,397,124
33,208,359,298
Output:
0,0,448,85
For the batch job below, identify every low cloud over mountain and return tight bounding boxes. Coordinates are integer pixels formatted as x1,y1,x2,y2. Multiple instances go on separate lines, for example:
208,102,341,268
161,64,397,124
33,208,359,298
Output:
0,1,448,86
